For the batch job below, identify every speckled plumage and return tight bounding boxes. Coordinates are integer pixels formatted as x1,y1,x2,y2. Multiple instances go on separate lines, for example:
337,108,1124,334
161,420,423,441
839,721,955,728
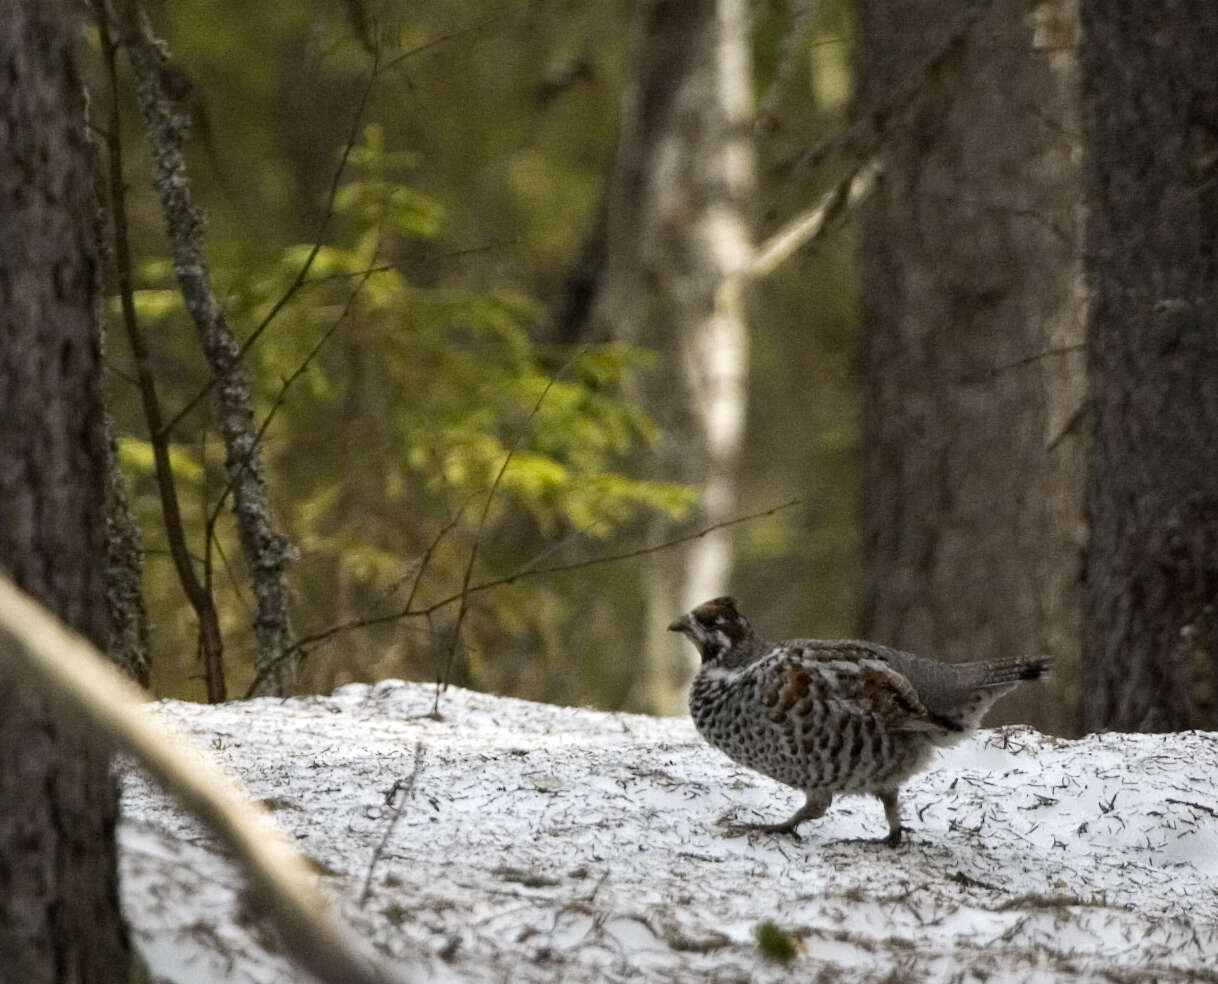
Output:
670,596,1050,845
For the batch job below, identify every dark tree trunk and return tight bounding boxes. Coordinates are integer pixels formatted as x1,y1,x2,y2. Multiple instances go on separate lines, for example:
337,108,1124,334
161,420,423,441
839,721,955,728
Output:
1079,2,1218,731
854,0,1086,734
0,1,133,980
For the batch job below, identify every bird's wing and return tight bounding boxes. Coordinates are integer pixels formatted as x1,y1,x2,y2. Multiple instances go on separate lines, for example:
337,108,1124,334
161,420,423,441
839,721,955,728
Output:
773,644,944,734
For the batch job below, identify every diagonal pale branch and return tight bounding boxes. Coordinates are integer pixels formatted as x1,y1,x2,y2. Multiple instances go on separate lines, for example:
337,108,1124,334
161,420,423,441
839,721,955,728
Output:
747,158,880,281
0,575,409,984
121,0,296,695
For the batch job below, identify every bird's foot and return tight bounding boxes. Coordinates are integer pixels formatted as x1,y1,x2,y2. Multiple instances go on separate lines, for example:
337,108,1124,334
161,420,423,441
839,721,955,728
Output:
715,814,803,839
836,830,904,849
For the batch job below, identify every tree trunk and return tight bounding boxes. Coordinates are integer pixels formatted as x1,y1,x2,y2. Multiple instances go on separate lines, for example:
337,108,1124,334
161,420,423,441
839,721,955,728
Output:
100,384,152,686
1079,2,1218,731
93,219,151,686
854,0,1086,735
582,0,756,713
123,1,298,696
0,1,133,978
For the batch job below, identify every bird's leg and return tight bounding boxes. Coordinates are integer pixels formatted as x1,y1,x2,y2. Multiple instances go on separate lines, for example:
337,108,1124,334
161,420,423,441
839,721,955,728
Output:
741,791,832,836
878,789,903,846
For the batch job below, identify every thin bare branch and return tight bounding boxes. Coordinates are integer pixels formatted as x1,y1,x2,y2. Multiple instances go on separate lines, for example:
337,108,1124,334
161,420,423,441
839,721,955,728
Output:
429,498,802,613
288,498,803,657
380,7,521,73
243,504,468,699
205,259,384,536
160,65,378,438
438,350,585,706
359,742,426,907
961,343,1087,384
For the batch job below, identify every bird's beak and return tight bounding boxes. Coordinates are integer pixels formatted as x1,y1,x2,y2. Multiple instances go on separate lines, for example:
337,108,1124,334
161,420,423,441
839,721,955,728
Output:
667,615,690,633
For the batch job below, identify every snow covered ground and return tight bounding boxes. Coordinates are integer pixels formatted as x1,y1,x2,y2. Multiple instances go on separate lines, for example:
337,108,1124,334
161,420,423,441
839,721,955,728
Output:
119,680,1218,983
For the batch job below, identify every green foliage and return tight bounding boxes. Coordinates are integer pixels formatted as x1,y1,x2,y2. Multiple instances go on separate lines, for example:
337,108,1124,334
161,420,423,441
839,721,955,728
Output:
102,0,861,705
240,124,695,534
753,920,801,964
124,121,694,697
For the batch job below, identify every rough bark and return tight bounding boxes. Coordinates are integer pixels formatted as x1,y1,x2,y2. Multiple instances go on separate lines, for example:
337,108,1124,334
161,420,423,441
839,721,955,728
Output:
583,0,756,713
0,1,132,978
1079,2,1218,731
855,0,1086,734
96,3,226,700
122,2,298,696
91,169,151,685
99,348,152,686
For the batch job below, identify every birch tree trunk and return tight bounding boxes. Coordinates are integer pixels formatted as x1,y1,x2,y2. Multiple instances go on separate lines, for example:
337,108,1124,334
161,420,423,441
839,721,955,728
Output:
1079,1,1218,731
0,1,132,977
854,0,1086,734
583,0,756,713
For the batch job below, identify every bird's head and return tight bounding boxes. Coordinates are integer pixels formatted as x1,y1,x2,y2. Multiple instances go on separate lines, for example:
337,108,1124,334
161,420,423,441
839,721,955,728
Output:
668,596,756,665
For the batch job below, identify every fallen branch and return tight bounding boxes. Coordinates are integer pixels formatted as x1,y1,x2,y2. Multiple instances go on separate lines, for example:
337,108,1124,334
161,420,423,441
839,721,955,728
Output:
360,743,427,907
0,575,409,984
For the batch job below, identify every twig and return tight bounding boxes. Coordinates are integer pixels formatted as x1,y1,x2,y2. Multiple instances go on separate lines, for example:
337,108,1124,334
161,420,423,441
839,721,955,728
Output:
161,67,379,437
1046,399,1089,453
205,256,385,536
435,350,584,712
1165,798,1218,819
428,497,802,612
380,7,522,73
960,343,1087,384
300,266,394,286
290,498,802,654
242,506,467,700
359,742,426,907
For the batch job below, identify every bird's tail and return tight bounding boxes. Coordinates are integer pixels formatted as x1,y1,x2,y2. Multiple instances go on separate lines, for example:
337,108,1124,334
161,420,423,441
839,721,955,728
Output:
969,654,1053,689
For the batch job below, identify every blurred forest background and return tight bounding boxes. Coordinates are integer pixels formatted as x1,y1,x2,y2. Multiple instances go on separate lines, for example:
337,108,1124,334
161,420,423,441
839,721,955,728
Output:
85,0,1218,737
96,0,861,710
